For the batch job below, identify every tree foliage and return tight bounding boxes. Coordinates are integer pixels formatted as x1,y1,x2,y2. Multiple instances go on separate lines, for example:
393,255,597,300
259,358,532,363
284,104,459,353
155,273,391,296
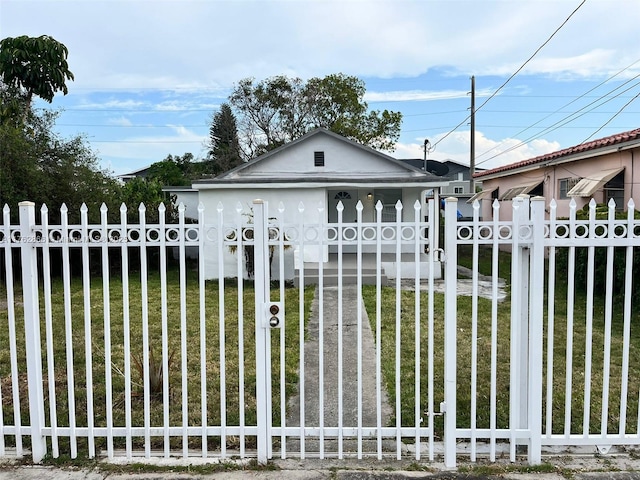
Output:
144,152,220,186
207,103,242,174
0,39,175,226
228,73,402,158
147,153,193,186
0,84,122,223
0,35,74,105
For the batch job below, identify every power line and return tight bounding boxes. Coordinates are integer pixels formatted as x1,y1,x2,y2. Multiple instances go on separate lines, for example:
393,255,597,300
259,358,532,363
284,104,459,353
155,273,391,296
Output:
477,80,640,165
92,140,204,144
431,0,587,150
579,90,640,143
57,124,209,128
474,57,640,163
475,77,640,166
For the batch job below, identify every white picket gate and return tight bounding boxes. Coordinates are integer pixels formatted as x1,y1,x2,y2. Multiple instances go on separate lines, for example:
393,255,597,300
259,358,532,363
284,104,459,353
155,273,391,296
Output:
1,195,640,466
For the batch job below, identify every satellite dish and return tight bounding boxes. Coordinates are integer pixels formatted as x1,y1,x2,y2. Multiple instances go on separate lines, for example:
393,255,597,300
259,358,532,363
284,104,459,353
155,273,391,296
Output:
425,160,449,176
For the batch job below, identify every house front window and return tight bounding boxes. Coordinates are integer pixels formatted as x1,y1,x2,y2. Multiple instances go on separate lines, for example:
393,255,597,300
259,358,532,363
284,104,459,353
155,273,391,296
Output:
454,187,464,194
559,177,580,199
374,189,402,222
604,171,625,210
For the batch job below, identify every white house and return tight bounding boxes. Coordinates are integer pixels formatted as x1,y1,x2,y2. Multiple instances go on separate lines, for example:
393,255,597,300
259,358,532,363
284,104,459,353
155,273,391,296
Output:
192,128,448,281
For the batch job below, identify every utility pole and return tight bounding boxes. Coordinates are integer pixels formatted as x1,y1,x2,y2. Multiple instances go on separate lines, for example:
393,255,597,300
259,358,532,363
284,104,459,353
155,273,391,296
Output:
423,139,431,172
469,76,476,194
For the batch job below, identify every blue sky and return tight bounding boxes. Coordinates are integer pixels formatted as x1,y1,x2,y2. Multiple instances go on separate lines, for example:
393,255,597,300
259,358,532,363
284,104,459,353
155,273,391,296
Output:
2,0,639,176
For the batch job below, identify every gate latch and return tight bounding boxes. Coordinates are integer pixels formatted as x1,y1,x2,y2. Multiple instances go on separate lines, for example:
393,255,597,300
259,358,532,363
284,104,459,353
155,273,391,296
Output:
425,402,447,418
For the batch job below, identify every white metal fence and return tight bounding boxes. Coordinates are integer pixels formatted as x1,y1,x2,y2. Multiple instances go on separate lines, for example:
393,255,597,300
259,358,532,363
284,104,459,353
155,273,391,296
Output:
1,195,639,467
443,195,640,466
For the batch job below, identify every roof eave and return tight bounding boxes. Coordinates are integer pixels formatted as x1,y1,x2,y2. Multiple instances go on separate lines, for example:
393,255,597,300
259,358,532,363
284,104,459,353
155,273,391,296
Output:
476,137,640,181
193,178,449,190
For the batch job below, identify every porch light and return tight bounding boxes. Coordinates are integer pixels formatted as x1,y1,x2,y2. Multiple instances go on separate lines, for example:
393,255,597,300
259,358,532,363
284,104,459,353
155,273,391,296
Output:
367,192,373,199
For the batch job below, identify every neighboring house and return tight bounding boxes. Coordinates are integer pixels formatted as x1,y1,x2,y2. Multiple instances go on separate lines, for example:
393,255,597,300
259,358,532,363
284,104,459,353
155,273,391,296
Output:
400,158,483,218
192,128,449,280
117,165,152,183
472,128,640,220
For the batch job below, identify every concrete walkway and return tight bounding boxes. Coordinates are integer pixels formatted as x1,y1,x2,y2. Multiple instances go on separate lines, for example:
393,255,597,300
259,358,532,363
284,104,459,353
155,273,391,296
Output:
400,266,508,302
286,285,392,453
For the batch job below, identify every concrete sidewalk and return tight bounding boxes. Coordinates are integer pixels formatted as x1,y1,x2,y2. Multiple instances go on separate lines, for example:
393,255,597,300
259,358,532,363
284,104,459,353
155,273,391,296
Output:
1,456,640,480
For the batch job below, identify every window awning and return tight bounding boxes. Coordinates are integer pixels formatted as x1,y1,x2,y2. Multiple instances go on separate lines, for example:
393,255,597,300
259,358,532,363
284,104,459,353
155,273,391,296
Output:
499,181,543,201
567,167,624,197
467,188,497,203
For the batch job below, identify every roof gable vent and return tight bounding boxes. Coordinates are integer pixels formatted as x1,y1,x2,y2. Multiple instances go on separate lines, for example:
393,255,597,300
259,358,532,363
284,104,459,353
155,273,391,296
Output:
314,151,325,167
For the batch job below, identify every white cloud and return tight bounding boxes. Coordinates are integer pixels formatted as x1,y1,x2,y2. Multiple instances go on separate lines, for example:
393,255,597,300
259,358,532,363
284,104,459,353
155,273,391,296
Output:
365,88,495,103
3,0,639,91
106,117,133,127
393,130,561,171
4,0,636,175
95,126,208,175
76,99,146,110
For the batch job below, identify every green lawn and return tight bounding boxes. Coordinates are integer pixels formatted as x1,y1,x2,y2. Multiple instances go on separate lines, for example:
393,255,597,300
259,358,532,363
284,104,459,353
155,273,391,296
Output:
0,267,313,454
364,245,640,438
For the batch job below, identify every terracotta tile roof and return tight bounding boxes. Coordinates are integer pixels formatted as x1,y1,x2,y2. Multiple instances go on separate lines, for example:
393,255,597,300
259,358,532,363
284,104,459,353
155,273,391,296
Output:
474,128,640,178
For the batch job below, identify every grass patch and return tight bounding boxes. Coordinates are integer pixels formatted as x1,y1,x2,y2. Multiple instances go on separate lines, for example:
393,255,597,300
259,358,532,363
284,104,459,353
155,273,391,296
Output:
364,245,640,438
0,266,314,457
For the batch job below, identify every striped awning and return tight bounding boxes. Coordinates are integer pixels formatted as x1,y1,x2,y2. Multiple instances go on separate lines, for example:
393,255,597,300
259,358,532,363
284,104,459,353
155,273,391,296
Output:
499,181,543,201
467,188,497,203
567,167,624,197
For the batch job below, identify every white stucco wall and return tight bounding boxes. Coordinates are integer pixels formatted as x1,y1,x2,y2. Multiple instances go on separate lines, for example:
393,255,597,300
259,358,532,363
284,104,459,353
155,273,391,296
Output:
197,185,432,280
198,188,325,280
225,133,421,180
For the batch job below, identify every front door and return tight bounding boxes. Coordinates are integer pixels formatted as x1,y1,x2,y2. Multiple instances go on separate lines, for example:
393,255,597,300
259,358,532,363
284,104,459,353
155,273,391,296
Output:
328,190,358,223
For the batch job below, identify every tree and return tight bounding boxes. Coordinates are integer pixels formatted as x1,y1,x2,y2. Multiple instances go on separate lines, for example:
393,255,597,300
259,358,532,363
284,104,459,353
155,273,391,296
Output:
306,74,402,152
145,152,214,186
0,35,74,107
119,177,171,223
228,73,402,158
147,154,191,186
0,84,121,223
207,103,242,174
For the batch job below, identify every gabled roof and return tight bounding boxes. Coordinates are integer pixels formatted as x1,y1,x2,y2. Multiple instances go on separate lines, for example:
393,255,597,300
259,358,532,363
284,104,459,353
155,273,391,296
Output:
475,128,640,180
194,128,442,186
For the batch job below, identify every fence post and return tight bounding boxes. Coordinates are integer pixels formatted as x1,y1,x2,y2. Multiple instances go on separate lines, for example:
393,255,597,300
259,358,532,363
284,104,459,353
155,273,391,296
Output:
517,195,530,440
443,197,458,468
18,202,46,462
253,199,271,464
527,197,545,464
